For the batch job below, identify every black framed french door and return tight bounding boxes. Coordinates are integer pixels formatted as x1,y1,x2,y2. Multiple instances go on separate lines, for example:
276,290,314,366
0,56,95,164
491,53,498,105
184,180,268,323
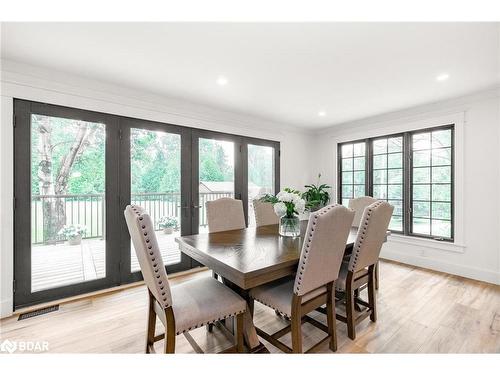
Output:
13,100,121,308
118,118,193,283
13,99,280,308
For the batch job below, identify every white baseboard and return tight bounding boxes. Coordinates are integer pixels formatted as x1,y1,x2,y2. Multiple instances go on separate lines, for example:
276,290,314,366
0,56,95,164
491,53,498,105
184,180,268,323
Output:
381,249,500,285
1,298,13,319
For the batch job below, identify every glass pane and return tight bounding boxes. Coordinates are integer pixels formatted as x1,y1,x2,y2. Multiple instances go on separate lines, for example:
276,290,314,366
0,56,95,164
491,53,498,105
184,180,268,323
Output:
248,144,275,227
389,216,403,231
342,172,353,184
353,185,365,198
342,185,353,198
388,200,403,216
388,153,402,168
413,184,430,200
432,129,452,148
353,171,365,184
342,144,353,158
373,154,387,169
388,137,403,153
372,139,387,155
432,147,451,166
342,158,353,171
373,185,387,199
31,114,106,292
432,220,451,238
413,150,430,167
413,201,430,218
432,166,451,183
413,218,431,235
353,157,365,170
388,184,402,199
353,142,366,157
432,202,451,220
130,128,182,272
388,169,403,184
432,184,451,202
199,138,235,233
413,167,430,183
373,170,387,184
413,132,431,150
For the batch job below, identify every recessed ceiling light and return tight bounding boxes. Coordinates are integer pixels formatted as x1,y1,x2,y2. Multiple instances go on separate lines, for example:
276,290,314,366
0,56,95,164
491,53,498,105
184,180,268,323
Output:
216,76,228,86
436,73,449,82
318,111,326,117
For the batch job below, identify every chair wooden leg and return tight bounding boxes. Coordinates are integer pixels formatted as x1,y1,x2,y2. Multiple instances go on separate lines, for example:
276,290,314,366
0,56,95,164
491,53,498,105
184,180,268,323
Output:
346,285,356,340
164,308,176,354
368,266,377,322
164,329,176,354
374,261,380,290
326,283,337,352
291,295,302,353
235,313,245,353
146,292,156,353
291,314,302,353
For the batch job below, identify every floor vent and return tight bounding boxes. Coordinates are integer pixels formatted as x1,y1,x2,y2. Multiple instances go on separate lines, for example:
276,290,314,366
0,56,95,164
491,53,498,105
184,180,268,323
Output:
18,305,59,320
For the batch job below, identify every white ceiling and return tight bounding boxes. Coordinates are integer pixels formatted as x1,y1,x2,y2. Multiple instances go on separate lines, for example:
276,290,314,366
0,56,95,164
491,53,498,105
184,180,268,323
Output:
1,22,499,129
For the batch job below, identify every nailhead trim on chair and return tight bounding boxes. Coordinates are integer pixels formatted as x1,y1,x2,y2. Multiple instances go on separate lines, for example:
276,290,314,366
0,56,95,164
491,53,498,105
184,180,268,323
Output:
130,205,171,308
175,309,246,335
251,297,291,319
293,204,339,295
348,200,385,272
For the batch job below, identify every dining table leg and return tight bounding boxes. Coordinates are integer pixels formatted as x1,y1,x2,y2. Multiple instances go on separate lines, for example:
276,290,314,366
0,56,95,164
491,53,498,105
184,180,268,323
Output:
221,277,269,353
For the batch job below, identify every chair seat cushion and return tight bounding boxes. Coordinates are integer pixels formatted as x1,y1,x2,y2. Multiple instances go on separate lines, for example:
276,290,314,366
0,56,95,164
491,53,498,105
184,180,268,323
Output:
171,277,247,335
249,276,326,318
335,261,369,292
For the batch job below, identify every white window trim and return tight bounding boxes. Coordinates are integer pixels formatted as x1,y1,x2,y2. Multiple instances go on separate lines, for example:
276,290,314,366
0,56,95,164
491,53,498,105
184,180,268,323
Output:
332,111,465,252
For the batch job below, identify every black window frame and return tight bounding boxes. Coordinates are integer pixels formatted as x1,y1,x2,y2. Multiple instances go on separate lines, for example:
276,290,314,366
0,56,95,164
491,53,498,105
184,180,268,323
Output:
337,124,454,242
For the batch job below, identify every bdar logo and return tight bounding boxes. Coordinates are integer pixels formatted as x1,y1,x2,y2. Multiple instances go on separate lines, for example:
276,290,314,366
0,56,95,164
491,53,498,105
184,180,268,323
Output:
0,339,17,354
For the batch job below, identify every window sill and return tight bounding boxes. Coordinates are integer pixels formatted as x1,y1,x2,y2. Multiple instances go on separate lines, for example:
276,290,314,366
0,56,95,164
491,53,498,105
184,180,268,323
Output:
388,233,466,253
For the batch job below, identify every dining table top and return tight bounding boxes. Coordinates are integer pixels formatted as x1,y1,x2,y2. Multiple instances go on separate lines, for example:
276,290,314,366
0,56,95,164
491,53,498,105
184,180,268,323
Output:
175,221,386,290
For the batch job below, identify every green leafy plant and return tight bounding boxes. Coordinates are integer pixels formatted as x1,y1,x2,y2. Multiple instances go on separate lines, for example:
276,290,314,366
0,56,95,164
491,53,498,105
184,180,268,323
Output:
158,216,178,229
302,174,331,210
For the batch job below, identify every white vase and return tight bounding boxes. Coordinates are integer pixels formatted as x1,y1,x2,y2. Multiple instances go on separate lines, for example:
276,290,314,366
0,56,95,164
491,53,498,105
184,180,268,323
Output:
163,227,174,235
67,235,82,246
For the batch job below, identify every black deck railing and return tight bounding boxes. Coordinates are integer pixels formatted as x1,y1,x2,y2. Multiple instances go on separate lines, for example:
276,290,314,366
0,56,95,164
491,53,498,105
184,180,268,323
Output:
32,191,234,244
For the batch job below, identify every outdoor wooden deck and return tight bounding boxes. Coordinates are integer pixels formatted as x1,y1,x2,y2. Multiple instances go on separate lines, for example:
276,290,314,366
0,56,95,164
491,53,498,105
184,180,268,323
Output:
32,231,181,292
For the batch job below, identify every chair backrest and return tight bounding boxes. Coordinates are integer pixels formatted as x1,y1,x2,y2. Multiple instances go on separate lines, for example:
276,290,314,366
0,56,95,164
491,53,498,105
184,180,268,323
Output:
253,199,279,227
124,205,172,309
293,204,355,296
206,197,246,233
348,196,378,227
348,201,394,272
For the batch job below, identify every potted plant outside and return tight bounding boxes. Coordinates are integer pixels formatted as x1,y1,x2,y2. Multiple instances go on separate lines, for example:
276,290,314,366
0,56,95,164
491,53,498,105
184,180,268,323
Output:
158,216,178,235
58,224,87,246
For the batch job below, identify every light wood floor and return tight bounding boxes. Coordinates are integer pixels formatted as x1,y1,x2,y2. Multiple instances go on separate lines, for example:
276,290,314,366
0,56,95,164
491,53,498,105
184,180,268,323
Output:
1,260,499,353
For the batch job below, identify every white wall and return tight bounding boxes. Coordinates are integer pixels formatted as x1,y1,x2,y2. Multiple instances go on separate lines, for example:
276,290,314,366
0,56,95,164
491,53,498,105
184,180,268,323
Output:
0,60,315,317
314,88,500,285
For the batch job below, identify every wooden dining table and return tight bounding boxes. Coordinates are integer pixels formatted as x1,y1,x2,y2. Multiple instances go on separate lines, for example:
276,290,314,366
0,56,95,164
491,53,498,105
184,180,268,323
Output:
175,221,387,353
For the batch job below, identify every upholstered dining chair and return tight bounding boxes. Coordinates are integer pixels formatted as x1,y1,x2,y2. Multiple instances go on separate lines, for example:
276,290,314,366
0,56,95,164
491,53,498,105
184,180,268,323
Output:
348,196,378,227
124,205,247,353
348,196,380,289
206,197,246,233
329,200,393,340
253,199,279,227
249,204,355,353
